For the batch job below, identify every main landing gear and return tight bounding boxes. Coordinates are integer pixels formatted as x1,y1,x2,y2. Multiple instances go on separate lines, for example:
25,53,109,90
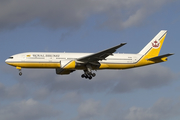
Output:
81,71,96,80
81,64,96,80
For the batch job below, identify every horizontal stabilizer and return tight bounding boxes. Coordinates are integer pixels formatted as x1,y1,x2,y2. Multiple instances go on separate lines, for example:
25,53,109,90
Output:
147,53,174,61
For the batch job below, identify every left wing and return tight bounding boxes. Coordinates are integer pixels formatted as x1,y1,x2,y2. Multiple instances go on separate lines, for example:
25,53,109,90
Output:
77,43,126,63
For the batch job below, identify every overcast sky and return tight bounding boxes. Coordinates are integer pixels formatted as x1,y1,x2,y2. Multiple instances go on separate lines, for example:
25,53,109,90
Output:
0,0,180,120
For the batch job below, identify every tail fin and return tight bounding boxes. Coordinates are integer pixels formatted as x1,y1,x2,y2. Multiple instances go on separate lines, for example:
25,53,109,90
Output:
138,30,167,58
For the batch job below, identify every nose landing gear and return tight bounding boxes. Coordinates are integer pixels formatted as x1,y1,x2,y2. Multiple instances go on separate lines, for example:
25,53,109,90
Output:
16,67,22,76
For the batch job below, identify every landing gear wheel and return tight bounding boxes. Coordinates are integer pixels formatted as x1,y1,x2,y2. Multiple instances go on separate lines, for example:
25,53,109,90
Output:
92,73,96,77
19,72,22,76
89,76,92,80
85,75,88,79
81,74,84,78
81,73,96,80
82,74,86,79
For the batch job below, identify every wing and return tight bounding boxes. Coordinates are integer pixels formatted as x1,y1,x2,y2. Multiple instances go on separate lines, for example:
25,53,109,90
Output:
77,43,126,63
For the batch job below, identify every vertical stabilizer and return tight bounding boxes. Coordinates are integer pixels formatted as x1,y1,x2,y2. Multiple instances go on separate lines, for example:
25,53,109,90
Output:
138,30,167,57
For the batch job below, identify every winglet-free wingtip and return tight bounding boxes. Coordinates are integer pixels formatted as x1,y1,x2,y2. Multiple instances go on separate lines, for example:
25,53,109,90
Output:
170,53,174,55
121,43,127,45
119,43,127,47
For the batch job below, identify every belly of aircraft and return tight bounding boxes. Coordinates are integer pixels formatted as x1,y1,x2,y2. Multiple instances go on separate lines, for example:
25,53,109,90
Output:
7,61,137,70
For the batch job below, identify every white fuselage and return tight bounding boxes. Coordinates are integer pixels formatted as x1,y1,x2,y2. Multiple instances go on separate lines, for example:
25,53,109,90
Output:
5,52,143,69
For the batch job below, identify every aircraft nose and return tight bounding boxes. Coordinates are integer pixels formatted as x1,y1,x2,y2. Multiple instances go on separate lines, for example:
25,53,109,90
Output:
5,58,11,64
5,59,9,64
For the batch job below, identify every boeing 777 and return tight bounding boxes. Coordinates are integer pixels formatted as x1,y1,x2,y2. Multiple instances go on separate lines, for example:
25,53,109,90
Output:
5,30,173,79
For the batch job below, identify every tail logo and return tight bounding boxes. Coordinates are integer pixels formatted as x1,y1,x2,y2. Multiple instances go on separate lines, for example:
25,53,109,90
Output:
152,40,160,49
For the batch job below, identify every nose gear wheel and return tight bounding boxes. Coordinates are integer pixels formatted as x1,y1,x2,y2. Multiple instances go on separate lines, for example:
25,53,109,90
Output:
19,69,22,76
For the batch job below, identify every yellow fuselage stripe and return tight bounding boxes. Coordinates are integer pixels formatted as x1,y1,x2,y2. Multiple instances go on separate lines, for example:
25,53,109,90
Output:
7,62,60,68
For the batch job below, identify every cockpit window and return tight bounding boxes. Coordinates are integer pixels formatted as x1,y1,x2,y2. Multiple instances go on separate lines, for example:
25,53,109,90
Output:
9,57,13,59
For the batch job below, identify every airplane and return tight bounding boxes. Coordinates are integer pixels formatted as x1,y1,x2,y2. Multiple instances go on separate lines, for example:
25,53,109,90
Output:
5,30,173,79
